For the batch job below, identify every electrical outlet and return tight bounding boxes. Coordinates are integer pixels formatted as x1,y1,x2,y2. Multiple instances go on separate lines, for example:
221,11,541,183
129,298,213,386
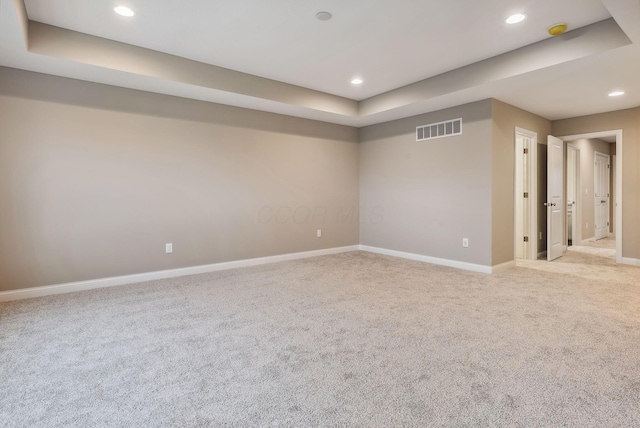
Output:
165,243,173,254
462,238,469,248
539,232,542,240
316,229,322,238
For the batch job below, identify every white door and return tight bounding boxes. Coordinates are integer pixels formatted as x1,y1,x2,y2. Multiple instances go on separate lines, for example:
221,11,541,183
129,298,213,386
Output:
515,129,536,260
594,152,610,240
547,136,565,261
515,134,530,259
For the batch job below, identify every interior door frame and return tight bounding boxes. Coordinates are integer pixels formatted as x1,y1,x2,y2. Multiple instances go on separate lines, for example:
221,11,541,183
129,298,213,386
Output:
611,154,616,237
514,127,538,260
559,129,622,264
565,144,581,246
594,151,611,241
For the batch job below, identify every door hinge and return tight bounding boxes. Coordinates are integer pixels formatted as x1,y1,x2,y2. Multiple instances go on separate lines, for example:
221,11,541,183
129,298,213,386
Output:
524,236,529,242
608,164,610,168
524,192,529,198
523,148,529,154
608,222,610,226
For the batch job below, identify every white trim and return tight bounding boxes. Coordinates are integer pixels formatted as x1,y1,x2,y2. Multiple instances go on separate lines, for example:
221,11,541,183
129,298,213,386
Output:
580,237,596,245
616,131,622,264
0,245,360,302
359,245,492,274
491,260,516,273
620,257,640,267
538,251,547,259
611,154,616,236
515,127,538,261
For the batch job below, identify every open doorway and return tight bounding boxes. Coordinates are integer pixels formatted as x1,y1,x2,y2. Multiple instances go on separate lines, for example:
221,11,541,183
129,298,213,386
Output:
566,145,579,247
516,129,623,265
559,130,622,264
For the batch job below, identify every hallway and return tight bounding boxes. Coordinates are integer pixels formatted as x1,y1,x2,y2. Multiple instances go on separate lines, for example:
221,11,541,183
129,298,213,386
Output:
517,238,638,285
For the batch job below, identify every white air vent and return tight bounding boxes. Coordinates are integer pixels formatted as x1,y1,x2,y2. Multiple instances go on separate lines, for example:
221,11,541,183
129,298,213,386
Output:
416,118,462,141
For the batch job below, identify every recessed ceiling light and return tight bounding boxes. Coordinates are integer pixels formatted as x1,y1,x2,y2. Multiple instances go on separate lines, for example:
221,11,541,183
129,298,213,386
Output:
316,11,332,21
114,6,135,17
506,13,526,24
608,91,625,97
351,78,363,85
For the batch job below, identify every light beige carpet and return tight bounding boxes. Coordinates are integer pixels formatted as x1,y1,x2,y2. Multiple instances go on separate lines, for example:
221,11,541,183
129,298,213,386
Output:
520,237,636,283
2,247,640,427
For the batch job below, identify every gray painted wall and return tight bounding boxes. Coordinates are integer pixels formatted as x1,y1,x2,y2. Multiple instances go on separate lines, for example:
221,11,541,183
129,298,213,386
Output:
0,68,359,291
1,66,638,293
359,99,552,268
359,100,494,266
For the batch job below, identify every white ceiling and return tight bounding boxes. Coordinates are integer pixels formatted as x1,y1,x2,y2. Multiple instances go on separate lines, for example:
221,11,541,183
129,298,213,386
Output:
23,0,611,100
1,0,640,126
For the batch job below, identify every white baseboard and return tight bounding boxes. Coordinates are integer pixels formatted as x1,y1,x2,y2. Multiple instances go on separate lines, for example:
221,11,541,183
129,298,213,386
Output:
620,257,640,267
0,245,360,302
580,237,596,245
538,251,547,259
0,244,551,302
358,245,493,274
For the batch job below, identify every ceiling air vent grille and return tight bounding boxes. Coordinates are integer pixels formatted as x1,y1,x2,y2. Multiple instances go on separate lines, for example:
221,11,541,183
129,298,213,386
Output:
416,118,462,141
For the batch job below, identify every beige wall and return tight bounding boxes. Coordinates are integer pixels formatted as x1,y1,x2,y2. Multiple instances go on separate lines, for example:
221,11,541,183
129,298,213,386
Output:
0,68,359,291
553,107,640,259
491,100,552,263
359,100,494,266
2,65,638,292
